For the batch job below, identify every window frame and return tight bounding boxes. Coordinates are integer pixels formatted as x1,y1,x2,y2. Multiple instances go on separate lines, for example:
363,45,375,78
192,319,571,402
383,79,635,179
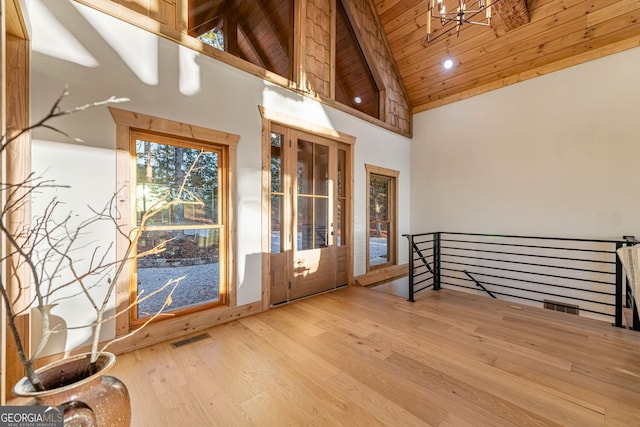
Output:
111,107,239,336
129,131,227,324
365,164,398,272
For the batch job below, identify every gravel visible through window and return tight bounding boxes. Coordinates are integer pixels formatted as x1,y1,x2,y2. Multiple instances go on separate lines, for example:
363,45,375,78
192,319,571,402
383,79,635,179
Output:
137,263,220,317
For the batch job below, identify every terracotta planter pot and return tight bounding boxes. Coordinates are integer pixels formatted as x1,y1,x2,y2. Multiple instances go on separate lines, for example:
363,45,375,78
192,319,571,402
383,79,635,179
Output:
12,352,131,427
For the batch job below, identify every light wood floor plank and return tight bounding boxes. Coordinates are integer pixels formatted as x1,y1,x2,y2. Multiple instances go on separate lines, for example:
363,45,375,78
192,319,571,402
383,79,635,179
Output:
109,286,640,426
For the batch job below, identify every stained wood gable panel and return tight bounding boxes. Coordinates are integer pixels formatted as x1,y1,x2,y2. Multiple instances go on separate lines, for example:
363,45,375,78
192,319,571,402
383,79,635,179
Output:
335,1,380,118
374,0,640,112
342,0,411,134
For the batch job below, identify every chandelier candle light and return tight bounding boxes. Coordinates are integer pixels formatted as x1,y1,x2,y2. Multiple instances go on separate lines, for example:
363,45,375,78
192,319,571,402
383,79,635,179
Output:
427,0,493,43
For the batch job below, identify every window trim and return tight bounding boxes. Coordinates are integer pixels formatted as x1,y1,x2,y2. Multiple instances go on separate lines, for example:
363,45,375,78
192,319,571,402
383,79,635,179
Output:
110,107,239,337
129,132,227,325
365,164,399,272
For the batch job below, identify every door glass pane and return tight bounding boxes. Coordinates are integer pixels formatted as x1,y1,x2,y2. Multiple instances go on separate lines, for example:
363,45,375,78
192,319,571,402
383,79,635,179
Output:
271,194,283,253
136,140,219,226
314,144,329,196
297,140,313,195
271,133,282,192
297,196,313,250
136,228,220,317
315,198,328,248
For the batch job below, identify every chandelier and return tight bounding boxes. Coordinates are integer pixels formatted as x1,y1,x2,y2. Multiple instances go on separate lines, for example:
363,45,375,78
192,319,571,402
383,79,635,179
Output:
426,0,494,43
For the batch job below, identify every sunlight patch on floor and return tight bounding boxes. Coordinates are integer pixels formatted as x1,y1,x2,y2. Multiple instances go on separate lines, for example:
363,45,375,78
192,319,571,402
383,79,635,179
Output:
370,276,409,299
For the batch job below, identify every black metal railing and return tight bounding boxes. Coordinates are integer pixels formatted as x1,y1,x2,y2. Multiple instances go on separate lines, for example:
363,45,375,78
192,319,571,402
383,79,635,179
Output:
404,232,639,330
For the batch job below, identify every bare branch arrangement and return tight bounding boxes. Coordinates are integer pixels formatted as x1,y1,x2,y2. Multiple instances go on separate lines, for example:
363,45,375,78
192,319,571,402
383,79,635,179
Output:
0,87,201,391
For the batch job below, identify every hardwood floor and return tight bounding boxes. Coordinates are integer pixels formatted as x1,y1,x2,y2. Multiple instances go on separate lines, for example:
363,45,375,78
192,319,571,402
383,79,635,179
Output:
110,286,640,426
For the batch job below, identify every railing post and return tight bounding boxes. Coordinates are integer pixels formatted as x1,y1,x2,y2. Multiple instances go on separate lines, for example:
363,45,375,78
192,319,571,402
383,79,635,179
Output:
406,234,415,302
434,232,441,290
615,241,623,328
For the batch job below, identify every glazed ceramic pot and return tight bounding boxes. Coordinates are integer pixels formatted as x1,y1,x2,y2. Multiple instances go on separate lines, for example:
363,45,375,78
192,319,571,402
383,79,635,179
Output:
12,352,130,427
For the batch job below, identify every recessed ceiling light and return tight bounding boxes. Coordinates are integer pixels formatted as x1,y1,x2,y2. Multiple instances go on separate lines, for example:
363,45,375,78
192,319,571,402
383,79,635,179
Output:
354,96,362,104
443,58,454,70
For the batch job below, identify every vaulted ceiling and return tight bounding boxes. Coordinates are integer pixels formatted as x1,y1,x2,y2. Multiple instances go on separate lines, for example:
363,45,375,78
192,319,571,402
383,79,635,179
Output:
374,0,640,113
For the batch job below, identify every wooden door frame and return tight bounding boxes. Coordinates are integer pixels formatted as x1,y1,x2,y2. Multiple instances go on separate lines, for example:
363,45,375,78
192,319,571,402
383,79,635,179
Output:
259,106,355,310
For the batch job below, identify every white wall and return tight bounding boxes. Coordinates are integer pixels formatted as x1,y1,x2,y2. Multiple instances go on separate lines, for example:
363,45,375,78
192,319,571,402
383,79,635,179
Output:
412,46,640,240
28,0,411,351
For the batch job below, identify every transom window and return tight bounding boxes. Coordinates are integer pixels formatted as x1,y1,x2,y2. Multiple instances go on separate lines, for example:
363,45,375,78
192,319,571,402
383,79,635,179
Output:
188,0,294,80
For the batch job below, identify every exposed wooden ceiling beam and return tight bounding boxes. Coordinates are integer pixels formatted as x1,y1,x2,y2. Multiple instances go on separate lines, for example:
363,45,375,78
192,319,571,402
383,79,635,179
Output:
237,22,271,70
189,0,226,35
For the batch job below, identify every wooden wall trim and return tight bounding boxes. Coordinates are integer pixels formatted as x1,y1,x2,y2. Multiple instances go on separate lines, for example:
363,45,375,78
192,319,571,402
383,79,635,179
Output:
260,114,271,311
108,107,240,145
258,105,356,145
1,1,7,404
4,34,30,400
2,0,30,402
7,0,30,39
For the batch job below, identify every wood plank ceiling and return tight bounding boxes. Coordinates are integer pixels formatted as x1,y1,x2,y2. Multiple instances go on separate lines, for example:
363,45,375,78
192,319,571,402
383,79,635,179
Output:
374,0,640,112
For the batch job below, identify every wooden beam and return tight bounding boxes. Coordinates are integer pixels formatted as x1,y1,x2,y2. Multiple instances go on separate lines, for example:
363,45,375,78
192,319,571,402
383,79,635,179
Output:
237,22,270,70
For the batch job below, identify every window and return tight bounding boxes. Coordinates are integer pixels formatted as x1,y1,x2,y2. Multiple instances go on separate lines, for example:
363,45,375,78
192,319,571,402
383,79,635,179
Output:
132,133,226,320
188,0,294,80
111,108,238,331
366,165,398,271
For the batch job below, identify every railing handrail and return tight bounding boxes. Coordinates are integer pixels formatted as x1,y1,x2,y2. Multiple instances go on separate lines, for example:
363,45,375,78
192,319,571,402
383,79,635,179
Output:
404,231,631,245
405,231,638,331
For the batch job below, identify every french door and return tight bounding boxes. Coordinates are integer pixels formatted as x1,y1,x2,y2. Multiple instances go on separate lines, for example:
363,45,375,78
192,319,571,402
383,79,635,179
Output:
269,125,350,304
